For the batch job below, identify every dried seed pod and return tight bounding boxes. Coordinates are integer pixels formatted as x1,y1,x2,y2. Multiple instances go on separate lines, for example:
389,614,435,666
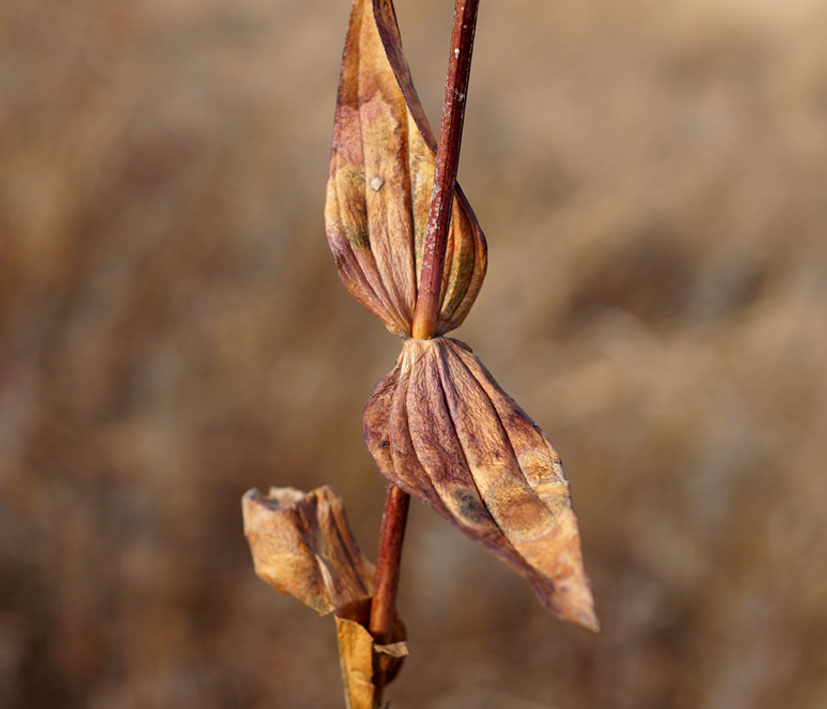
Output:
243,487,408,705
364,338,598,631
325,0,487,337
242,486,375,615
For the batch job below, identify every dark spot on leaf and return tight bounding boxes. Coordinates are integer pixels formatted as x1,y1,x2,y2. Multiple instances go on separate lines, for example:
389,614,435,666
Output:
341,223,370,250
454,490,484,523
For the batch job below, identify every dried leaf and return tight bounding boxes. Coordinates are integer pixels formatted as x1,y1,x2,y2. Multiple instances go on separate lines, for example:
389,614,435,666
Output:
364,338,599,631
335,599,407,709
335,614,375,709
243,487,408,706
325,0,487,337
242,486,375,615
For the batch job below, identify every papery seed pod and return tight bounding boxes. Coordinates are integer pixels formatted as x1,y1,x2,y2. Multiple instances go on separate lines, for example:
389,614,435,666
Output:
242,486,408,706
242,486,375,615
325,0,487,337
364,338,598,631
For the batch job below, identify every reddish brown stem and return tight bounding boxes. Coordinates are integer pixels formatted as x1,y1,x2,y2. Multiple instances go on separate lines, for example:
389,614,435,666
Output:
368,484,410,704
411,0,481,340
369,0,481,641
369,1,481,701
369,484,411,645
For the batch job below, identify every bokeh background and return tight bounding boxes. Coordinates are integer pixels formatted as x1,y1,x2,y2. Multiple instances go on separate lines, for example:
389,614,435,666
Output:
2,0,826,707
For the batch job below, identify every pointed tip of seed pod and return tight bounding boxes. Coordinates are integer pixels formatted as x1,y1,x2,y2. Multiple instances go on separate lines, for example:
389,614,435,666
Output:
532,573,599,632
569,603,600,633
551,575,600,633
585,614,601,633
532,539,599,632
541,583,598,632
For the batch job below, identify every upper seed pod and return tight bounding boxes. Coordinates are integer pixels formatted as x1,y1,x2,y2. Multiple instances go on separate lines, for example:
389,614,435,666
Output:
325,0,487,337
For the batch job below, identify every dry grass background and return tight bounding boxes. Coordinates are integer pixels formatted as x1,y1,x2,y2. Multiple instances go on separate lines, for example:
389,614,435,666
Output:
2,0,827,707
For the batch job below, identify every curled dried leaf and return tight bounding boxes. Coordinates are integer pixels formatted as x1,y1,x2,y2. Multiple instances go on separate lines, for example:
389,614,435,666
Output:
336,598,407,709
364,338,598,631
325,0,487,337
243,488,408,707
335,615,375,709
242,486,375,615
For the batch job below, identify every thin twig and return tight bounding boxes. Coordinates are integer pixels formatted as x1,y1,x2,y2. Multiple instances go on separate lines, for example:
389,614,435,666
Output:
411,0,481,340
369,484,411,646
369,484,411,703
369,1,481,703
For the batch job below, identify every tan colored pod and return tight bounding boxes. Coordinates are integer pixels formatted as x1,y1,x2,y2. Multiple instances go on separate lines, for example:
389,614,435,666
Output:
325,0,487,337
364,338,598,631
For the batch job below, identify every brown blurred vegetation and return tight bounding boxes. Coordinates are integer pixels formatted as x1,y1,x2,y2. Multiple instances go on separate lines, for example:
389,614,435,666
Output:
2,0,826,707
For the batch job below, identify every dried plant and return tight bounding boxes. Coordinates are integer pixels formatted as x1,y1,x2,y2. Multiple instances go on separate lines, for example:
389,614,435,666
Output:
244,0,597,705
243,487,406,707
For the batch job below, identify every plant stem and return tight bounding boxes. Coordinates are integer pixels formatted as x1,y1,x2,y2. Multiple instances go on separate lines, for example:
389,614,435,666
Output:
369,0,481,641
411,0,481,340
369,483,411,645
369,1,481,702
369,484,410,705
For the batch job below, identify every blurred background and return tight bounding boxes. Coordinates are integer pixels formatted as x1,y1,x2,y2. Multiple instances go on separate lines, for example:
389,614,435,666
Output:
2,0,826,707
